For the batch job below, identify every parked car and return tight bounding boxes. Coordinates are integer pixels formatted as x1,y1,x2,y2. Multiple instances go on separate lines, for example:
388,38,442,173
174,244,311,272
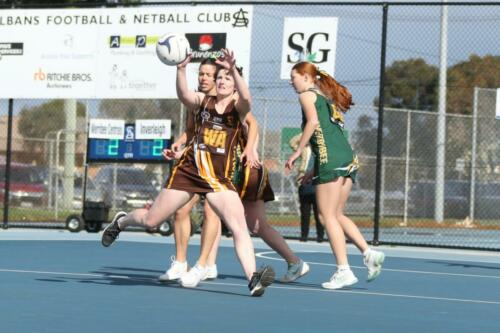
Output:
472,182,500,219
56,176,103,210
0,163,47,207
409,180,469,219
94,166,160,210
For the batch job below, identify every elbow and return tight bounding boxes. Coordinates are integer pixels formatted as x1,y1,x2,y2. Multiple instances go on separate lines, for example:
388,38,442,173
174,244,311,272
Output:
240,94,252,107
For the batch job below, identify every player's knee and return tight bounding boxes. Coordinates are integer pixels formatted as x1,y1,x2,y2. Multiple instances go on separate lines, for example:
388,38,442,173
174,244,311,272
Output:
228,219,247,235
174,210,186,221
143,213,161,228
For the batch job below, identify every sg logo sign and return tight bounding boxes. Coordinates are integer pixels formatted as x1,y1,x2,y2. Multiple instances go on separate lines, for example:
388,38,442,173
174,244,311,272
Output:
287,32,331,63
280,17,338,79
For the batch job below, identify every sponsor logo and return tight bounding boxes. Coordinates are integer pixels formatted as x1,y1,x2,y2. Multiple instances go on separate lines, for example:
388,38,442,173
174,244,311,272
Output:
136,35,147,48
109,35,159,48
200,110,211,121
286,32,331,64
125,125,135,141
185,33,226,62
232,8,249,28
0,42,24,60
108,64,156,91
199,34,213,51
33,68,92,89
195,8,249,28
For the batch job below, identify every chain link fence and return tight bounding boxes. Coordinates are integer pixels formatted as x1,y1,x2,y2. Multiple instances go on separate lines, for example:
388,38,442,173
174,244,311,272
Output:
1,1,499,250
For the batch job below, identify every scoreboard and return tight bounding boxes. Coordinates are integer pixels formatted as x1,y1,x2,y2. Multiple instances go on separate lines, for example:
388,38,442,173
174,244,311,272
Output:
87,119,171,163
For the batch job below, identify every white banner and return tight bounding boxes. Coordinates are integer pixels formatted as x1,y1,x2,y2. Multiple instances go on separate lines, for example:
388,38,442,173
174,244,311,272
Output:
280,17,338,80
0,6,253,98
88,119,124,139
135,119,171,139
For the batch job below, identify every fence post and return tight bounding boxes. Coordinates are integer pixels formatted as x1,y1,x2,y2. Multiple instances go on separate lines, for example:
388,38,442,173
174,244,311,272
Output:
2,99,14,229
403,111,412,226
373,4,389,245
469,87,479,221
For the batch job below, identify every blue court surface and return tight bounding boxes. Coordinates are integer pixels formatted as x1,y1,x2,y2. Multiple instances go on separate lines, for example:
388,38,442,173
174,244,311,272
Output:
1,229,499,333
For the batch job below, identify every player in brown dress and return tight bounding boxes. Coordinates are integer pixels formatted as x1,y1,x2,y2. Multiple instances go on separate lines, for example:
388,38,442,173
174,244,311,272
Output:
158,58,222,282
235,136,310,283
101,49,275,296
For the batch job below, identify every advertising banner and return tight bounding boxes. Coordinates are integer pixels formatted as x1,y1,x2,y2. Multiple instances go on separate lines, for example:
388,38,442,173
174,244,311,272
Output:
0,6,253,98
280,17,338,80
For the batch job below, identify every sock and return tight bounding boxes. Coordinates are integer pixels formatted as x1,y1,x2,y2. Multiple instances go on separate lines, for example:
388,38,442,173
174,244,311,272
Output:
363,248,371,257
337,264,350,271
116,216,125,230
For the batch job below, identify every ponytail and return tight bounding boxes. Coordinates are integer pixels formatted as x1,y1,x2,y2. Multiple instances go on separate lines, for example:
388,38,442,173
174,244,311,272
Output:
316,70,354,112
292,62,354,112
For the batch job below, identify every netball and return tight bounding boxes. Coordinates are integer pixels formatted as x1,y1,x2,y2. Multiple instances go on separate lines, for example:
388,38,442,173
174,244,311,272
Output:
156,33,190,66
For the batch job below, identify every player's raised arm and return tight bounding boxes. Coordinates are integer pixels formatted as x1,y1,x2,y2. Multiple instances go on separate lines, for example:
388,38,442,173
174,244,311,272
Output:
216,48,251,114
176,55,204,109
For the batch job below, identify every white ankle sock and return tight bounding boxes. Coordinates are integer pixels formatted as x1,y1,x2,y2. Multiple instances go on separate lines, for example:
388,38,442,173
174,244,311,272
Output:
337,264,350,271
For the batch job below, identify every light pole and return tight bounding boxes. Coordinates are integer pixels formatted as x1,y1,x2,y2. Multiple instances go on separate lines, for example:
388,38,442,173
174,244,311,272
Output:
435,0,448,223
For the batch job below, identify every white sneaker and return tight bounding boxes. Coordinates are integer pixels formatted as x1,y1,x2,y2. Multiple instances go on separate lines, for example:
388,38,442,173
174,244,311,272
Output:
158,256,188,282
322,269,358,290
180,264,208,288
202,265,218,280
364,249,385,282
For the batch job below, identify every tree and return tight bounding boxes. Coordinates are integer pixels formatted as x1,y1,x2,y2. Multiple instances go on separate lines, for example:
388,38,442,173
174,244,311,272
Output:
352,114,377,156
18,99,86,156
354,55,499,181
374,58,438,111
447,55,500,115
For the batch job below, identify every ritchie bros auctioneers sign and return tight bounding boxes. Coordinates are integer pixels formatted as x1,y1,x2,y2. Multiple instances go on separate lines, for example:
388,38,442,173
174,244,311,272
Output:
0,6,253,99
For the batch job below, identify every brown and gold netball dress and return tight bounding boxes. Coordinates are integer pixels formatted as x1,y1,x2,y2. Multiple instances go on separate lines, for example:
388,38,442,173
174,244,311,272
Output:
166,95,242,194
233,136,275,203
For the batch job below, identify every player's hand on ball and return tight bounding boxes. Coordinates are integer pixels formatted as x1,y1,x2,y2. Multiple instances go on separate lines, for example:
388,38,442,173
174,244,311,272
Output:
177,54,193,69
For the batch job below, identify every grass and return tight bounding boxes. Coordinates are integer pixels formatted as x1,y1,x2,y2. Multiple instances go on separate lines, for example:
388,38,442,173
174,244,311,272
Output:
2,207,499,230
265,214,500,230
0,207,79,223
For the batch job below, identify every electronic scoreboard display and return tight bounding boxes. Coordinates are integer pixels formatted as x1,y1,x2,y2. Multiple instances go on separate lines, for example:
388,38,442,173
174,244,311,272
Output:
87,119,171,163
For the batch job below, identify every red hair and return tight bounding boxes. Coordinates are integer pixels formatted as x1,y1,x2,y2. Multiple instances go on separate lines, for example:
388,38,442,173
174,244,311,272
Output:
292,62,354,112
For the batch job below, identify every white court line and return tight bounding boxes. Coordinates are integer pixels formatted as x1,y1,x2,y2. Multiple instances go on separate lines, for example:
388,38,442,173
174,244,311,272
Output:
0,269,146,281
205,281,500,305
1,267,499,305
256,251,500,280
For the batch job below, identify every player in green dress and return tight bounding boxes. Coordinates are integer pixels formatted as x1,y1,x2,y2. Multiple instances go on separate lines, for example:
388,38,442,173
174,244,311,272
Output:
285,61,385,290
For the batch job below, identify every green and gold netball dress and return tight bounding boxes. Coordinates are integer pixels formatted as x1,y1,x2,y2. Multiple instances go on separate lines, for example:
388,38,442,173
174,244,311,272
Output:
302,88,359,185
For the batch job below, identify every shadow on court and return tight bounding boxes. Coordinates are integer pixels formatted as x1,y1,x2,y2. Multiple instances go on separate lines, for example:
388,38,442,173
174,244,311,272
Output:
33,268,252,297
426,260,500,271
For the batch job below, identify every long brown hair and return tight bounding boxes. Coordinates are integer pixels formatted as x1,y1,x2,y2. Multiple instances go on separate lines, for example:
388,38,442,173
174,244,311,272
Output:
292,62,354,112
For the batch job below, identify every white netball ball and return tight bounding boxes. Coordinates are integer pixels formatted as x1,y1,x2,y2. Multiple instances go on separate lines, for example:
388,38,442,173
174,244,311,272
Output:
156,33,190,66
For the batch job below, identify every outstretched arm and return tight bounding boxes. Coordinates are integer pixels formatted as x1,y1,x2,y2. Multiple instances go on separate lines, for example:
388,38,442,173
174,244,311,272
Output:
216,48,251,114
176,55,204,109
